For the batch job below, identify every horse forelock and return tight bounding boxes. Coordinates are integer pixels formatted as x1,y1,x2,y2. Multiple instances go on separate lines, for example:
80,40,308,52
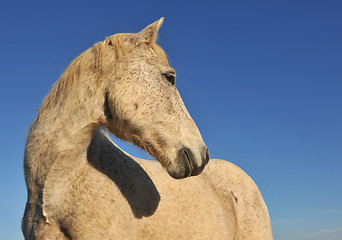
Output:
104,33,169,64
150,42,169,65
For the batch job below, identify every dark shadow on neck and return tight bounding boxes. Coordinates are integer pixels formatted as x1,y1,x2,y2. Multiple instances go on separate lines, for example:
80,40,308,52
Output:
87,128,160,218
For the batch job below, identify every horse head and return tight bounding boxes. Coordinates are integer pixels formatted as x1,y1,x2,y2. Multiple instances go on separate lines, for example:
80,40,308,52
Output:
100,18,209,179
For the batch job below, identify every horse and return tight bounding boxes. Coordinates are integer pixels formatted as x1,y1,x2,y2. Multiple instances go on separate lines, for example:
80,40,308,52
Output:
22,18,273,239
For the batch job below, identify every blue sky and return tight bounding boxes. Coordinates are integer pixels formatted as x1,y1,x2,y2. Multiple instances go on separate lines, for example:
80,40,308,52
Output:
0,1,341,239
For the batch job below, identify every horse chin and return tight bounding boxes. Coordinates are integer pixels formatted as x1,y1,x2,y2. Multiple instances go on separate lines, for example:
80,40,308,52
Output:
166,146,210,179
166,162,191,179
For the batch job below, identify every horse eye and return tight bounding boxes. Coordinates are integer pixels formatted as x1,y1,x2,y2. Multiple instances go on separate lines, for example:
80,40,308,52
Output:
162,72,176,86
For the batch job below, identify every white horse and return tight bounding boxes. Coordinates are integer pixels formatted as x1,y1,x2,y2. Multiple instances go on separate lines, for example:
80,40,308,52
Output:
22,18,273,239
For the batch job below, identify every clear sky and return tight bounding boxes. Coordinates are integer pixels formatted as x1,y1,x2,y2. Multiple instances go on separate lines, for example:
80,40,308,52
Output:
0,1,341,239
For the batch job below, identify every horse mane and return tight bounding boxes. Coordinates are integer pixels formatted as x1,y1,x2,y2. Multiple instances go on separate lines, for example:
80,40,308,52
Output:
31,34,168,131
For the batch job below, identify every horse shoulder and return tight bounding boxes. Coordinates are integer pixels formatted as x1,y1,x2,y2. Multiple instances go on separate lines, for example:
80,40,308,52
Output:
203,159,273,240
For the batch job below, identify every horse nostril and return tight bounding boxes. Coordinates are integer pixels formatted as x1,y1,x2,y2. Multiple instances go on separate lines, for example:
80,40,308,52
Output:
183,149,191,165
205,147,210,164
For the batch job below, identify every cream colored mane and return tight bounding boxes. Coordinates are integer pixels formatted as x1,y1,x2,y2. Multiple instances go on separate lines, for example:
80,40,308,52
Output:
37,34,168,119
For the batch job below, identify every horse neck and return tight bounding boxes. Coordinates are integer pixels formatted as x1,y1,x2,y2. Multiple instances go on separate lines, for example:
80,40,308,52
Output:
25,79,105,190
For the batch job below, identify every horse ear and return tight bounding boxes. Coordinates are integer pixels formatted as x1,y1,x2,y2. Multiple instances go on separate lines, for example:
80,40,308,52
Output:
136,17,164,44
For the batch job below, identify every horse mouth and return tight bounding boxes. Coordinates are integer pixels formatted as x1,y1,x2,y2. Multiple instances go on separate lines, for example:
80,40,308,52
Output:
166,146,209,179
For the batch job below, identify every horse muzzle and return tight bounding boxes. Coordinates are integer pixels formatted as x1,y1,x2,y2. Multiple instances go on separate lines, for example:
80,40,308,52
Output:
167,146,210,179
